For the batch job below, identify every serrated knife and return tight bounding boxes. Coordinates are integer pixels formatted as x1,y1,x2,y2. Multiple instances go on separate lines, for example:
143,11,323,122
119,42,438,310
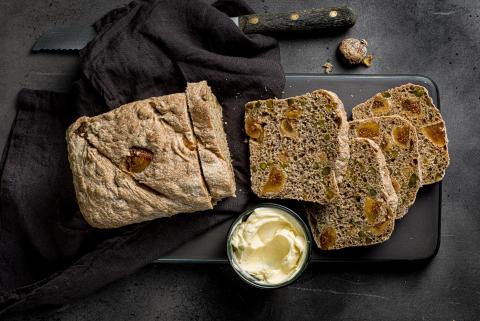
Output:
32,6,355,51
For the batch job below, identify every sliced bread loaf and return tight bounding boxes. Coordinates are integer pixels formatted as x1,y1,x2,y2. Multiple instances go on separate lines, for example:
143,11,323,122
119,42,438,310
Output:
351,83,449,184
66,120,212,228
67,93,214,228
306,138,398,250
186,81,236,202
349,116,421,218
245,89,349,203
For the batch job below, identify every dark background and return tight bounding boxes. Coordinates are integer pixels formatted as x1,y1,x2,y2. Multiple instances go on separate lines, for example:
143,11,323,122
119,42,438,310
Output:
1,0,479,320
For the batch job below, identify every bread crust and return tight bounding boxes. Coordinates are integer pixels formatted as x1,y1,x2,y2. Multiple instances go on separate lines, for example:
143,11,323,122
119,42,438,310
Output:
186,81,236,202
66,94,213,228
349,115,422,218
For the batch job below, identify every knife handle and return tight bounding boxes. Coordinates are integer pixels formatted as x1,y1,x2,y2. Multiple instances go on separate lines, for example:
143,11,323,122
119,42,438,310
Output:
238,7,356,34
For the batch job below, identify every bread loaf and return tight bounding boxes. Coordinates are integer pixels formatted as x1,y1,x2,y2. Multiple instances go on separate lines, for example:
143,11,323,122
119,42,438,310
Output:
67,94,214,228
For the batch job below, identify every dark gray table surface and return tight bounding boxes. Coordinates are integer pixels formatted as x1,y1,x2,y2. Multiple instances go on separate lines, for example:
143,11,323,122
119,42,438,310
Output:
1,0,479,320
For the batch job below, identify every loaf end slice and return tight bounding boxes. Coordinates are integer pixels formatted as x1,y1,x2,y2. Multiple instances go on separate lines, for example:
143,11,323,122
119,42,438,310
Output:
306,138,398,250
352,83,449,184
245,89,349,204
186,81,236,202
349,116,421,218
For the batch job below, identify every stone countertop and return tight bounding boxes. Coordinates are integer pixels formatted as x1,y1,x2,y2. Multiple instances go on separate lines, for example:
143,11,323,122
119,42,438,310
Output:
1,0,479,320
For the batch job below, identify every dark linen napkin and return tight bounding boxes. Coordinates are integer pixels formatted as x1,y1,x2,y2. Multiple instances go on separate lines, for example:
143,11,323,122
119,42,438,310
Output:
0,0,285,314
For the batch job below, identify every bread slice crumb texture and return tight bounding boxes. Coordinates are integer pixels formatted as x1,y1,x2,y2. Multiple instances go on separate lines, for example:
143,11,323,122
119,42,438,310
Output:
351,83,449,184
349,115,421,219
306,138,398,250
245,89,349,204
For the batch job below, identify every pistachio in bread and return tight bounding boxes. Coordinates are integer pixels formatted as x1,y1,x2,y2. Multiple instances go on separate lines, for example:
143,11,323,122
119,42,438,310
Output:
352,83,449,184
306,138,398,250
245,89,349,203
349,116,421,219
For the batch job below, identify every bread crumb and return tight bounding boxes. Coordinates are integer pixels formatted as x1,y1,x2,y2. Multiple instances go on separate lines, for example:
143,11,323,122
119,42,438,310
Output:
363,54,374,67
322,62,333,74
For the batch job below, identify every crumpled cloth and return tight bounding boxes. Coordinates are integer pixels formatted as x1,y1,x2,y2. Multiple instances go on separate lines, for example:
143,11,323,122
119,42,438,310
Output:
0,0,284,314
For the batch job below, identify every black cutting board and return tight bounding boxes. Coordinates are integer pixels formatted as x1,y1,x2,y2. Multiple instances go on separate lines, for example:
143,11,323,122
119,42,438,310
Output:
156,74,441,263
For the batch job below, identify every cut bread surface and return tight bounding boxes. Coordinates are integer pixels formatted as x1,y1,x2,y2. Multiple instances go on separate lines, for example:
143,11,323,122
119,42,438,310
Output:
349,115,421,218
245,89,349,204
306,138,398,250
352,83,449,184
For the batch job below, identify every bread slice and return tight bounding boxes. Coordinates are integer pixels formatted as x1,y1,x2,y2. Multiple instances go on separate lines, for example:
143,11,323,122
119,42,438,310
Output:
352,83,449,184
66,94,213,228
245,89,349,203
66,128,211,228
306,138,398,250
349,116,421,218
186,81,236,202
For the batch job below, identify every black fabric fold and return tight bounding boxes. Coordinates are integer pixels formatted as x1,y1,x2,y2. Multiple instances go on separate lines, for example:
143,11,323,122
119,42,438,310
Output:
0,0,285,314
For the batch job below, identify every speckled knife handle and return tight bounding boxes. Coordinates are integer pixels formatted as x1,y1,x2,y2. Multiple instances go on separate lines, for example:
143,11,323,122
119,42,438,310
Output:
238,7,356,34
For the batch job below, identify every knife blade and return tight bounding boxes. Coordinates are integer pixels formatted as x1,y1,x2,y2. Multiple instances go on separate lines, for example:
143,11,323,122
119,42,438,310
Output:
32,6,355,51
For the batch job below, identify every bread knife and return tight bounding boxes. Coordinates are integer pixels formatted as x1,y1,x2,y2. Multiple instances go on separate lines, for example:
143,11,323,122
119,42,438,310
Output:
32,6,355,51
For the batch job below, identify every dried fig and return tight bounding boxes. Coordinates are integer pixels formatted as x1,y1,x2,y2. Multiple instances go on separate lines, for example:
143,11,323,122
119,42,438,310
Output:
368,219,390,236
371,95,391,115
401,98,421,115
338,38,368,65
75,122,88,137
392,125,411,147
125,147,153,173
319,225,337,250
279,119,299,138
363,197,381,224
245,118,263,141
262,167,286,193
420,122,447,147
285,107,302,119
355,121,380,138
